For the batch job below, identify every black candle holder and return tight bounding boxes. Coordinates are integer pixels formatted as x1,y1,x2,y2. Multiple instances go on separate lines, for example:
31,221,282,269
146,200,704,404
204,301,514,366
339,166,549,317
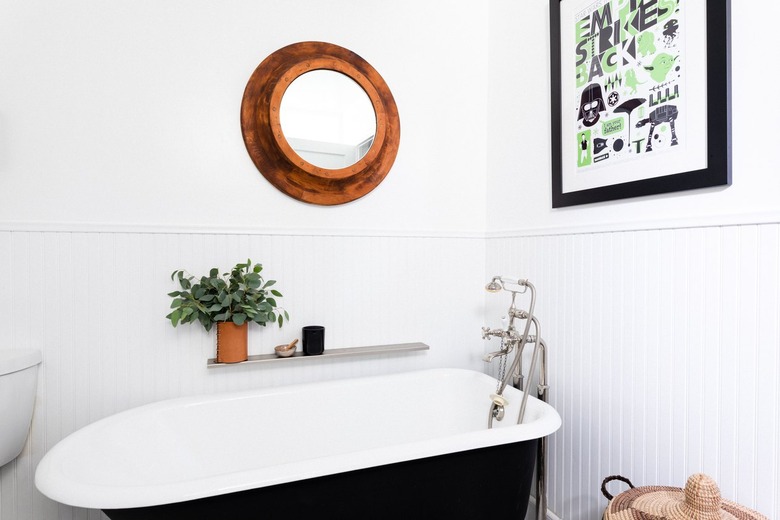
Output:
302,326,324,355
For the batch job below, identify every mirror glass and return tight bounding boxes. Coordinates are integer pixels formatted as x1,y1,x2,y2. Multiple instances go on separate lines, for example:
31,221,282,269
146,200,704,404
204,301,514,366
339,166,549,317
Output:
280,70,377,170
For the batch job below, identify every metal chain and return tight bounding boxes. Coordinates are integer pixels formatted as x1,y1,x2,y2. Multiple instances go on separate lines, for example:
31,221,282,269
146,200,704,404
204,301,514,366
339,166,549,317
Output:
496,336,507,393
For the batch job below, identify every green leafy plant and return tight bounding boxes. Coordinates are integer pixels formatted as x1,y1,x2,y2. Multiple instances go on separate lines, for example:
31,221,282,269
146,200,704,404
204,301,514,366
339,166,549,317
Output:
166,259,288,331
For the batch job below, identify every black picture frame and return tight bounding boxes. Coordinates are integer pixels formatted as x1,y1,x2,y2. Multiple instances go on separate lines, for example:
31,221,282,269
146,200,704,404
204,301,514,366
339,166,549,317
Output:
550,0,731,208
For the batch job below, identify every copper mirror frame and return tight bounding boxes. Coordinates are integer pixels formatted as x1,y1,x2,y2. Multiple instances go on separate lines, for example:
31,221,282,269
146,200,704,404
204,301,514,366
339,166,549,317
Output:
241,41,400,206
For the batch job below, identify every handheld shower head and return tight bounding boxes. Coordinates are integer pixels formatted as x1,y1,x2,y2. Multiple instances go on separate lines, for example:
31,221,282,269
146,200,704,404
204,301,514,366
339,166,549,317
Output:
485,278,503,293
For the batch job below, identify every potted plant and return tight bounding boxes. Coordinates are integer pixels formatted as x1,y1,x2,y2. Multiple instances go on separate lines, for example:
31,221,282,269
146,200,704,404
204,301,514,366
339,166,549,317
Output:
166,259,288,363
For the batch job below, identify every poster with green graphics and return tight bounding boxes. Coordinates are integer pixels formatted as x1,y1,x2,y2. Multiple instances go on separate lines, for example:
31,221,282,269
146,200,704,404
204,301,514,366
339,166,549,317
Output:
573,0,683,171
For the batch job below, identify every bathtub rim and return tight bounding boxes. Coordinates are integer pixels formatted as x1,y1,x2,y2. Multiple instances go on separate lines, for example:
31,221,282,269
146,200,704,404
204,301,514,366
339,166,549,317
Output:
35,367,561,509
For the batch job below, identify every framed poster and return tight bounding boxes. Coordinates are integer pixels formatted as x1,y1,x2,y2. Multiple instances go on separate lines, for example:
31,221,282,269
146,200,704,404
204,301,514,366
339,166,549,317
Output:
550,0,731,208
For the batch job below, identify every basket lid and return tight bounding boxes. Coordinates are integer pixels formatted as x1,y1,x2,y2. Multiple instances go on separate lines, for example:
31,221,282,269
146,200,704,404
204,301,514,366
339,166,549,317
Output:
604,474,767,520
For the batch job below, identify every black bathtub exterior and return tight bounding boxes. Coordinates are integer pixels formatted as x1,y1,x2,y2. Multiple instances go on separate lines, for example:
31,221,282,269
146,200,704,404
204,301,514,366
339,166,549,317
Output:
103,439,538,520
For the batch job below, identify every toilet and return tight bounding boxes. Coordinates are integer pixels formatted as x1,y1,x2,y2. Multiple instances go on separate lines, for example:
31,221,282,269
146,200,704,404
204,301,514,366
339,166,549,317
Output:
0,349,42,466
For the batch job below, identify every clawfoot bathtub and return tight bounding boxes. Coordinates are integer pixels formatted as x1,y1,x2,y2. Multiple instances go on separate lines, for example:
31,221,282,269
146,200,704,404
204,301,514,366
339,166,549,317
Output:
36,368,560,519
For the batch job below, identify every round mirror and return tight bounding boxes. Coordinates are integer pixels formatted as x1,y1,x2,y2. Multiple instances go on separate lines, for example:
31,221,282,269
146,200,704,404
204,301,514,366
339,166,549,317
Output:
280,70,377,170
241,41,400,206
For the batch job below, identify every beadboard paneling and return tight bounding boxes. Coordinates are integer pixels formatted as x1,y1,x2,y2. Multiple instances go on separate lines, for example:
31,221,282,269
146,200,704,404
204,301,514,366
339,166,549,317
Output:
488,224,780,520
3,223,779,520
0,231,485,520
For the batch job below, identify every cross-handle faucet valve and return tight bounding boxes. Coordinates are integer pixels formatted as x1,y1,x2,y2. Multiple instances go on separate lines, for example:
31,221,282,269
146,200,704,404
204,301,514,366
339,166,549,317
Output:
481,326,506,340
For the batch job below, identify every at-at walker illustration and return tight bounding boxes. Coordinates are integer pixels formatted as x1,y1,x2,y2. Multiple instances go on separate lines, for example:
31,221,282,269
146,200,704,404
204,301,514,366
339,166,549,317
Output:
635,104,679,152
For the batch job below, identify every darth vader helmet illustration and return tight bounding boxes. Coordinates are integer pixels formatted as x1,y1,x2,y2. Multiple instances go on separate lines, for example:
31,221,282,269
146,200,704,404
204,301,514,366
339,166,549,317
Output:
577,83,606,127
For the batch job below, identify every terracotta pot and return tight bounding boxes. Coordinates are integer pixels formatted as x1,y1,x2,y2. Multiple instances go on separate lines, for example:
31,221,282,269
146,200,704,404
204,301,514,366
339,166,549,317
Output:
216,322,248,363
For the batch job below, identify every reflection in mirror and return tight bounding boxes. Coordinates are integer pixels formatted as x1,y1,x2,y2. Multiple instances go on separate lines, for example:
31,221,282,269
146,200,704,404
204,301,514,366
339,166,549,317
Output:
280,70,377,170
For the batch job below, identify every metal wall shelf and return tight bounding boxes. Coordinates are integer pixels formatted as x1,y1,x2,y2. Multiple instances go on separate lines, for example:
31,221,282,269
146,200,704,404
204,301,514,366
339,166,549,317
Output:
206,342,429,368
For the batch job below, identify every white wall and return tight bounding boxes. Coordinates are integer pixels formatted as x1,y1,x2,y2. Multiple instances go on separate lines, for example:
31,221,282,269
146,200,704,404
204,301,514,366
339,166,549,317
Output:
0,1,490,519
487,0,780,234
488,225,780,519
486,1,780,519
0,0,487,235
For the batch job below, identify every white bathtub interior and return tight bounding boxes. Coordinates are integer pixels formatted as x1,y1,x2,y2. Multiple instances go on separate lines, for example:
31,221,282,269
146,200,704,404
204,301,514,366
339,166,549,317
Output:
35,368,560,510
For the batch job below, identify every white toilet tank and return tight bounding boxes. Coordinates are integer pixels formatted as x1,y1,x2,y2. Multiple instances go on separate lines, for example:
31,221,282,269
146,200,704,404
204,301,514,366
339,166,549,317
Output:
0,349,42,467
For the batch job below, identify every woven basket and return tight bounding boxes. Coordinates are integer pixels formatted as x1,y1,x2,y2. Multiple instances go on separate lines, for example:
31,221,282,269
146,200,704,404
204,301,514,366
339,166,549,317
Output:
601,473,767,520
